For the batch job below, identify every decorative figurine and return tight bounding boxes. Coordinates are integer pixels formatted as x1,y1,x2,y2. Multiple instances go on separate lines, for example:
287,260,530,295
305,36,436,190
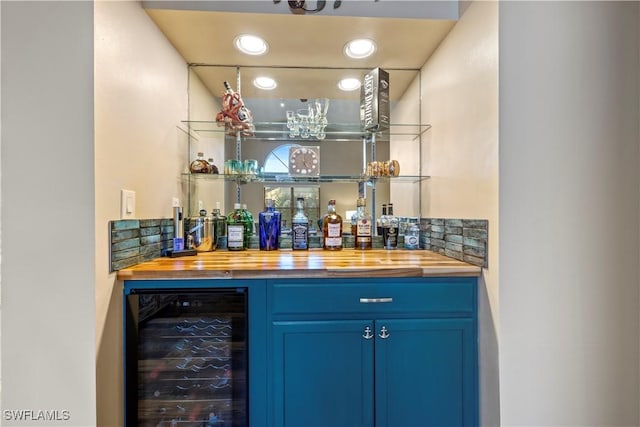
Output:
215,81,254,136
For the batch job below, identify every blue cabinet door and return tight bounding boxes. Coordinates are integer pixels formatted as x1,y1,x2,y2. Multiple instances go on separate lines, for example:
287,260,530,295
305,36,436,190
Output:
374,318,477,427
272,320,375,427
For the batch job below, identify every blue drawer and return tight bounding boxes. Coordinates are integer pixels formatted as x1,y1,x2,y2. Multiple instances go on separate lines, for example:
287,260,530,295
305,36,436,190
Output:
269,278,476,316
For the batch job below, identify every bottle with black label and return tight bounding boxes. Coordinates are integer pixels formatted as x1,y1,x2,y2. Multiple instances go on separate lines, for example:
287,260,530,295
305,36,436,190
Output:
383,203,399,249
292,197,309,250
377,204,388,236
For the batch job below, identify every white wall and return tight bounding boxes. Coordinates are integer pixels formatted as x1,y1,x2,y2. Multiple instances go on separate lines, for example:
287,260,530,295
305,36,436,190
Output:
390,74,422,217
1,1,96,425
94,2,216,425
416,2,500,425
500,2,640,425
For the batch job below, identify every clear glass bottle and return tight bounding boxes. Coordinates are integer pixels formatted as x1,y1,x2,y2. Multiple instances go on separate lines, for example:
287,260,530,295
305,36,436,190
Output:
322,199,343,250
211,201,226,250
226,203,245,251
292,197,309,250
383,203,399,249
353,197,372,250
241,203,254,249
189,152,211,174
259,199,281,251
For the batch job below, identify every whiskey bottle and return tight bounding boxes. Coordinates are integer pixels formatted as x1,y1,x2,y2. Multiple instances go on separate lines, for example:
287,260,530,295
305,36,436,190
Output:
322,199,343,250
190,152,211,174
259,199,281,251
383,203,399,249
292,197,309,250
353,197,372,250
226,203,245,251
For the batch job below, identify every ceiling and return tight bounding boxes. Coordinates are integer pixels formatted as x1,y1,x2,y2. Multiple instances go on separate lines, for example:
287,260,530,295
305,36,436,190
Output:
144,7,457,101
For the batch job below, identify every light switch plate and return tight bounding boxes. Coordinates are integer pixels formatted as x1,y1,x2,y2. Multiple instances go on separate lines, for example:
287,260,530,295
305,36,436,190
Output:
121,189,136,219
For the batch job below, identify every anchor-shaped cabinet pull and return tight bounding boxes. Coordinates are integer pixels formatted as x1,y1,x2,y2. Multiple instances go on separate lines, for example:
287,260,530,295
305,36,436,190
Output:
378,326,390,339
362,326,374,340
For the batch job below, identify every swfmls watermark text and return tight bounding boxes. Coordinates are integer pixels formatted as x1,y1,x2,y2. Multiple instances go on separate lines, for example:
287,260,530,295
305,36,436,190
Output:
3,409,71,422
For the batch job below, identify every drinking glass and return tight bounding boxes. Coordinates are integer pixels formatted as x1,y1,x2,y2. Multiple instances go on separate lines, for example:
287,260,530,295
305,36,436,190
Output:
244,159,258,177
297,109,310,138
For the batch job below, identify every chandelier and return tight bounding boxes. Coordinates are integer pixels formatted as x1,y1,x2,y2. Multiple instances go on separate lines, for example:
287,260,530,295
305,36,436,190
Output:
286,98,329,140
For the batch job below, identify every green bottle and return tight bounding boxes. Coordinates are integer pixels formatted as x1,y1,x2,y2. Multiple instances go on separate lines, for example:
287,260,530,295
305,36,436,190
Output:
241,203,254,249
226,203,245,251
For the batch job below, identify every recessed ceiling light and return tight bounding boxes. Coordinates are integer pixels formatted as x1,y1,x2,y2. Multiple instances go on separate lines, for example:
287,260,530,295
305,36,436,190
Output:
234,34,269,56
253,76,277,90
344,38,376,59
338,78,361,91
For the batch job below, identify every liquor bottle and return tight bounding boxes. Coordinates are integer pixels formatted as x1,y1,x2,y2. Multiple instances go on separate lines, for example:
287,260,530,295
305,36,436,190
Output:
241,203,254,249
189,152,211,174
259,199,281,251
354,197,372,250
211,202,226,250
292,197,309,250
226,203,245,251
322,199,343,250
377,204,388,236
383,203,399,249
207,157,220,174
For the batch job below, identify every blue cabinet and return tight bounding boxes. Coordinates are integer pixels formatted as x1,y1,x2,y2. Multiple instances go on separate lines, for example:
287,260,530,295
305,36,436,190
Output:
374,318,476,427
272,320,375,427
123,276,478,427
268,278,478,427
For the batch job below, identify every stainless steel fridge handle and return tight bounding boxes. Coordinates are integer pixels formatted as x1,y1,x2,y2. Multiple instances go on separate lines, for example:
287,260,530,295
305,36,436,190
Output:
359,297,393,304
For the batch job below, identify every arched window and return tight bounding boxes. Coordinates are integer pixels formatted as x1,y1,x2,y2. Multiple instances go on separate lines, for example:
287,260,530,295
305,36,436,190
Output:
263,143,300,174
262,144,320,231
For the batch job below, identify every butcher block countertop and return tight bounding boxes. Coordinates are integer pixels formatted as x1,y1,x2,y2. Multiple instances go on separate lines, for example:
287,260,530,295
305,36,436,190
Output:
116,249,482,280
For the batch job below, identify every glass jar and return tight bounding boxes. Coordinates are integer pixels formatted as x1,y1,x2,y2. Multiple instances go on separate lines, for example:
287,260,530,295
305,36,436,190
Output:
404,223,420,250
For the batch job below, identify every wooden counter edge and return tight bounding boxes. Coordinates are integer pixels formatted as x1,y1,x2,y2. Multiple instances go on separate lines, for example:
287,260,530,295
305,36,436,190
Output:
116,266,481,281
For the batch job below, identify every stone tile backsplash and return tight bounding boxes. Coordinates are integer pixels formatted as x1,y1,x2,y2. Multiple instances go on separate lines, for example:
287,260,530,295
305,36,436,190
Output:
110,217,489,271
420,218,488,267
110,219,174,272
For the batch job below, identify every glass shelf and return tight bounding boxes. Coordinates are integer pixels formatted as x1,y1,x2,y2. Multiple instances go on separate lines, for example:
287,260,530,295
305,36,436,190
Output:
182,121,431,142
182,172,430,184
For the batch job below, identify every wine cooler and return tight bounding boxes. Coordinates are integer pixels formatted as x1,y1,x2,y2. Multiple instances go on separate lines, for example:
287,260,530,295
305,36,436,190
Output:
125,288,248,427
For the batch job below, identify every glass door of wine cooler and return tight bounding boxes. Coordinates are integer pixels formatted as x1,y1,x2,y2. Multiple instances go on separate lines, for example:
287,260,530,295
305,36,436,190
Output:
125,288,248,427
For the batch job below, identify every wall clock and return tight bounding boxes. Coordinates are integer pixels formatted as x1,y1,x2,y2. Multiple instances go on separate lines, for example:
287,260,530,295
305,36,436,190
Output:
289,146,320,177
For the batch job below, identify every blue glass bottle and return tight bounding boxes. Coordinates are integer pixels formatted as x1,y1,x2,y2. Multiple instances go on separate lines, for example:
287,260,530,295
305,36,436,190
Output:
259,198,281,250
